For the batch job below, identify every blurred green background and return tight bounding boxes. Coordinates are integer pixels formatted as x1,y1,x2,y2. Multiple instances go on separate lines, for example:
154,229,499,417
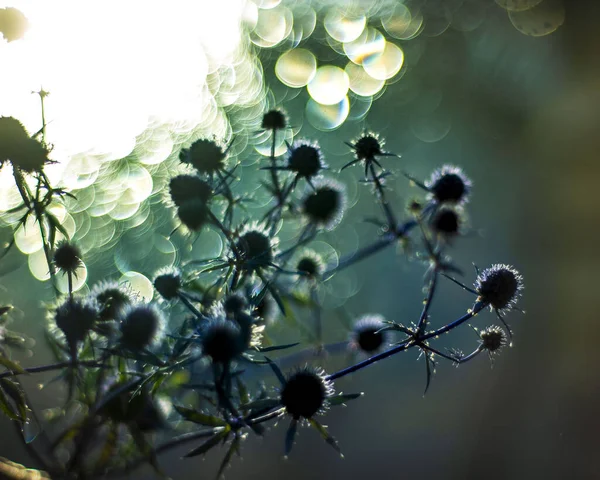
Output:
1,0,599,478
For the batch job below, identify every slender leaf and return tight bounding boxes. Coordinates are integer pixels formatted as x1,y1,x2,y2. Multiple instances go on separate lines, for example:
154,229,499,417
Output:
0,355,26,374
284,418,297,457
174,405,227,427
309,419,342,455
184,428,230,458
265,357,286,386
327,392,363,406
239,398,280,412
0,379,27,422
216,435,241,479
257,342,299,353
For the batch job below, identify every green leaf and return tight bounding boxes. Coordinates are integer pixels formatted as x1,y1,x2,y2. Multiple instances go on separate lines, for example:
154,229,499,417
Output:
327,392,363,406
239,398,280,412
265,357,286,386
184,428,230,458
236,377,249,406
0,355,26,374
0,386,21,422
0,305,12,318
174,405,227,427
257,342,299,353
216,435,241,480
0,379,27,422
309,419,342,456
284,418,297,457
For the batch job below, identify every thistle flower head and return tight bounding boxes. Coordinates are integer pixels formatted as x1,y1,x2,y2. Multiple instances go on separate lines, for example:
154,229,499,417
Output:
169,174,213,207
252,291,277,324
54,298,99,348
233,225,275,269
351,314,388,354
153,267,183,301
53,241,82,274
295,249,324,279
479,325,508,353
199,317,244,363
475,264,523,312
179,138,227,175
301,178,346,231
177,199,210,232
280,366,334,420
426,165,471,204
119,304,166,351
287,140,325,179
351,132,384,160
0,116,50,172
90,281,134,321
262,109,287,131
223,293,248,317
431,206,463,238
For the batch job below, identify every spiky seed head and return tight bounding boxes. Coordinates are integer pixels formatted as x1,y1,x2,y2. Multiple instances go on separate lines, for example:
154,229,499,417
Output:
0,116,50,172
223,293,248,317
200,318,244,363
252,292,277,324
352,132,384,160
301,178,346,230
119,304,166,351
53,241,82,274
177,199,210,231
153,267,182,300
54,298,99,347
90,282,134,321
296,250,324,278
352,314,388,354
287,140,325,179
431,207,462,237
262,109,287,131
427,165,471,204
475,264,523,311
179,138,227,175
280,367,333,420
234,228,274,268
480,325,508,352
169,174,213,207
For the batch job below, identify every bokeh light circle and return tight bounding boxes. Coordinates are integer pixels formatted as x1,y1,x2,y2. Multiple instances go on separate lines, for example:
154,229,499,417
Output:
324,8,366,43
305,96,350,131
275,49,317,88
363,41,404,81
307,66,349,106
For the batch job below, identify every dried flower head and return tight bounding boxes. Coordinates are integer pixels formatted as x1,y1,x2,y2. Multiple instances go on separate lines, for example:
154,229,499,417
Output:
53,241,82,274
199,317,244,363
286,140,325,180
153,267,183,301
426,165,471,204
430,206,464,238
169,174,213,207
177,199,210,232
119,304,166,351
90,281,134,321
280,366,334,420
262,109,287,131
479,325,508,353
475,264,523,312
223,293,248,317
54,298,99,349
296,250,324,279
351,132,384,161
301,178,346,230
234,226,275,270
179,138,227,175
351,314,388,354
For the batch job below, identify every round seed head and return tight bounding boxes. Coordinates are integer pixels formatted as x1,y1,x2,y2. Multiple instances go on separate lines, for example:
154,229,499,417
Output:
200,318,244,363
280,367,333,420
153,267,182,301
295,250,324,278
287,140,325,179
234,228,274,268
179,138,227,175
0,116,29,164
169,174,213,207
479,325,508,353
352,132,384,160
90,281,134,321
119,304,166,351
301,178,346,230
54,298,99,347
352,314,387,354
252,292,277,324
177,199,210,231
53,241,82,274
431,207,462,237
427,165,471,204
223,293,248,317
475,264,523,311
262,109,287,131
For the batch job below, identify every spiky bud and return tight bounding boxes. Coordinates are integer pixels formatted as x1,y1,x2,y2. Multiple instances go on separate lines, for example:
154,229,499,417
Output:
351,314,388,354
262,109,287,131
475,264,523,311
153,267,182,300
169,174,213,207
301,178,346,230
287,140,325,179
427,165,471,204
53,241,82,274
479,325,508,353
119,304,166,351
280,367,333,420
179,138,227,175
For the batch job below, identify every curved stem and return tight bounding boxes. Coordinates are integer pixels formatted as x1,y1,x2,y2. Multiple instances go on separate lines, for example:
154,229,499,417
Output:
368,162,397,230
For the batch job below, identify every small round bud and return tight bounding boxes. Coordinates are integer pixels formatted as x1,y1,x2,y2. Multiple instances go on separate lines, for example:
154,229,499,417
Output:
252,292,277,324
351,132,384,160
295,250,324,279
119,304,166,351
431,207,462,237
475,264,523,311
179,138,227,175
262,109,287,131
169,174,213,207
223,293,247,317
280,367,333,420
301,178,346,230
287,140,325,179
54,298,98,347
200,318,244,363
53,241,82,274
153,267,182,300
234,228,274,269
91,282,133,321
479,325,508,353
351,314,388,354
177,199,210,231
427,165,471,204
